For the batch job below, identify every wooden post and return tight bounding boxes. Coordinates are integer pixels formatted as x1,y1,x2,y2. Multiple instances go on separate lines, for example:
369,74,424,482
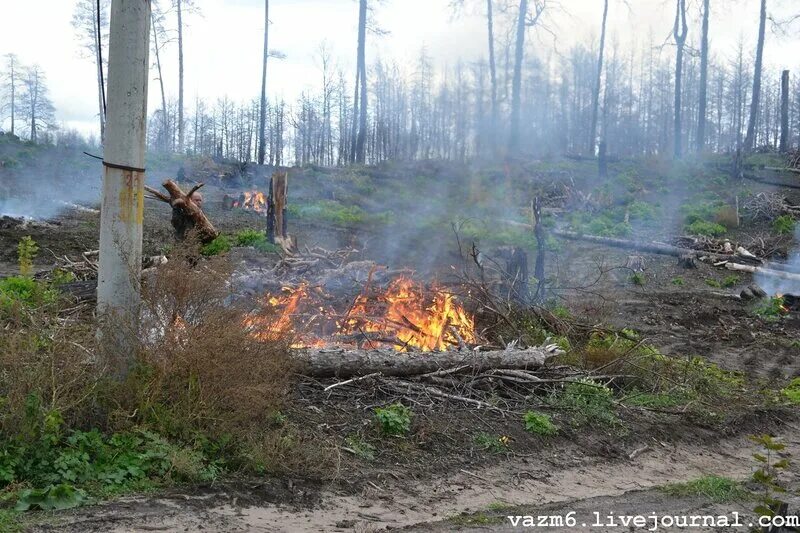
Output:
779,70,790,153
96,0,151,374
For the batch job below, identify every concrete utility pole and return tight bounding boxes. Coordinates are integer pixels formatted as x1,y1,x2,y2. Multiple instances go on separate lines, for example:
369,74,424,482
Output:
97,0,151,373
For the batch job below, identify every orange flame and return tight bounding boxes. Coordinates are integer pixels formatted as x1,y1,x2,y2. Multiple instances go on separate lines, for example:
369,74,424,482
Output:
244,277,476,352
234,191,268,214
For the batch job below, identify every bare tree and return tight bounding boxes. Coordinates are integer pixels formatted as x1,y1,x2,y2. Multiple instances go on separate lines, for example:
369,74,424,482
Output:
173,0,197,153
1,54,20,136
779,69,789,152
696,0,710,152
743,0,766,152
509,0,546,155
588,0,609,155
20,65,56,142
487,0,498,156
151,0,171,152
72,0,110,141
353,0,368,164
258,0,270,165
672,0,688,158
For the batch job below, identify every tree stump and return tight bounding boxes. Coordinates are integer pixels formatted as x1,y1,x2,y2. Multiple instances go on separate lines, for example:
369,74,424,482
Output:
626,255,646,272
677,254,697,269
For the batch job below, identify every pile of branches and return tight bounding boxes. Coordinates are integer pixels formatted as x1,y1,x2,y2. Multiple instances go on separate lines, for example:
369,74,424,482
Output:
272,245,359,277
298,345,623,415
742,192,800,222
789,149,800,170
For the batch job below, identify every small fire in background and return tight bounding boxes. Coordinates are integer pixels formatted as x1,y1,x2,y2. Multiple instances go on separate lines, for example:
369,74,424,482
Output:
233,191,268,214
244,276,477,352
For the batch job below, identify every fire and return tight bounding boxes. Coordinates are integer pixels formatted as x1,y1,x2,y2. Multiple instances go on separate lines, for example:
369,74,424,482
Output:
340,277,476,351
234,191,268,214
244,276,476,352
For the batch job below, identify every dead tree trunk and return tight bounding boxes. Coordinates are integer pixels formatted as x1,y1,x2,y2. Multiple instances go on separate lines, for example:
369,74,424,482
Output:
743,0,767,153
598,140,608,179
780,70,790,153
267,171,291,249
532,196,546,301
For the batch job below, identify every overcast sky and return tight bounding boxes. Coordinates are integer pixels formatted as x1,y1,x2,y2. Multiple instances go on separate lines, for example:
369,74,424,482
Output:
1,0,799,137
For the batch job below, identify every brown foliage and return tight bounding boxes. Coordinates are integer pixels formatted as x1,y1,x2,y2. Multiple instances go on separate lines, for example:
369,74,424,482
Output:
111,246,295,439
0,303,106,434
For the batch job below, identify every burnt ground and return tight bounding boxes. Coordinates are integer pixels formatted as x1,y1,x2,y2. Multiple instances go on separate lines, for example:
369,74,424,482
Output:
3,155,800,531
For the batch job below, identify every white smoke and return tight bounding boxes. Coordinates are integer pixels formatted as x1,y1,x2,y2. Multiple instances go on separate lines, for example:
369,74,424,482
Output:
756,224,800,296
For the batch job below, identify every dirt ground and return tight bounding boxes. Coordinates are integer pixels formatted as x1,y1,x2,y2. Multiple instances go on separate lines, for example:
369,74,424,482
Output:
4,158,800,532
23,425,800,532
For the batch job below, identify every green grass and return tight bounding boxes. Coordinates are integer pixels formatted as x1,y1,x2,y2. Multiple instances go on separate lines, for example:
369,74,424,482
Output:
662,475,749,503
289,200,393,227
722,275,740,288
234,229,281,254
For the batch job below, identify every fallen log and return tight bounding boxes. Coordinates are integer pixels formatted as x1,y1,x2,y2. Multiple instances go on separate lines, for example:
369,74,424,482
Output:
725,262,800,283
296,346,558,379
501,220,763,265
145,180,219,243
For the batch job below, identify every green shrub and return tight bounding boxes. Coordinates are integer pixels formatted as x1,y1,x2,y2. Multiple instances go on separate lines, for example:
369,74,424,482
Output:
0,276,58,311
671,277,685,286
630,272,645,286
200,235,232,256
254,240,281,254
554,379,619,427
523,411,558,436
17,236,38,277
686,220,727,237
344,434,376,460
474,433,510,453
705,279,722,288
374,403,412,437
752,296,788,321
773,215,796,236
781,378,800,405
234,229,266,246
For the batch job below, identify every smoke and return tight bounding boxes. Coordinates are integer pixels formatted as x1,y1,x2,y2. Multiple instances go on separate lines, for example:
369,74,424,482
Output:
756,224,800,296
0,137,102,220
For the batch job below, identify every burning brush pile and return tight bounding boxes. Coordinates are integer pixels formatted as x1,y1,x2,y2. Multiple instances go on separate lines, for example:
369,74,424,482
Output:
224,191,268,214
241,268,477,352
